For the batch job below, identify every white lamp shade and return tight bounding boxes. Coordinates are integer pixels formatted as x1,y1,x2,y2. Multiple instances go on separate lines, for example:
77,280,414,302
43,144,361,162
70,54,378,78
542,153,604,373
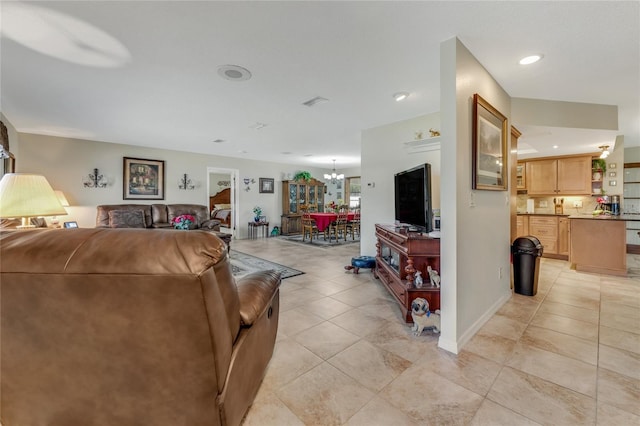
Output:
0,173,67,218
54,190,70,207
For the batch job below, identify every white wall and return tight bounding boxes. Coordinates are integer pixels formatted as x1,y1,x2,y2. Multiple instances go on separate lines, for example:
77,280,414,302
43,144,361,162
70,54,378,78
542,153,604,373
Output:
438,37,512,353
361,113,441,256
16,133,337,238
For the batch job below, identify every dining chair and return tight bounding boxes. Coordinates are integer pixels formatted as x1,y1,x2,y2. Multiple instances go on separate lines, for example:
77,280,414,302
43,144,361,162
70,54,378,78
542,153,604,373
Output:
301,212,319,242
346,209,360,240
328,211,349,242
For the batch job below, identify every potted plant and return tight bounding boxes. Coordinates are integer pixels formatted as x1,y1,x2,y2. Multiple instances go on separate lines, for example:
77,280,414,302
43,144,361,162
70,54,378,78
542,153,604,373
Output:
252,206,262,222
592,158,607,180
293,171,312,182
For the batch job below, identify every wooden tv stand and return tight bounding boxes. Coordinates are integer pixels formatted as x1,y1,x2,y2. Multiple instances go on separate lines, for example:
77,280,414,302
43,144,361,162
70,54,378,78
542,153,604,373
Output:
374,224,441,323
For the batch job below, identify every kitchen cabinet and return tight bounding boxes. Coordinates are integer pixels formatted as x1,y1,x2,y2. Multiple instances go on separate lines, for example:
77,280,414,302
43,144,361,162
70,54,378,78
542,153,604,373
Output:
558,217,570,256
526,215,569,260
375,224,440,323
526,155,592,195
281,178,325,235
516,162,526,190
516,215,529,238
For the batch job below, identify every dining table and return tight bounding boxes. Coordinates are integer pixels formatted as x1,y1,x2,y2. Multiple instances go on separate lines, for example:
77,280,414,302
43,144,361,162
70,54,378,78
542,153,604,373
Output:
309,212,355,232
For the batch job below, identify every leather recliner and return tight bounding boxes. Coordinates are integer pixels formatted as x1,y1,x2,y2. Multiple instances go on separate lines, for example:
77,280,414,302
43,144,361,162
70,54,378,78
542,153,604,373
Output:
0,228,280,426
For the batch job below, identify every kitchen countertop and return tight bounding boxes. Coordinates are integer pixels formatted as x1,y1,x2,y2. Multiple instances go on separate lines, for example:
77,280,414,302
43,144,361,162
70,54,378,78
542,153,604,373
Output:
516,213,570,217
568,214,640,221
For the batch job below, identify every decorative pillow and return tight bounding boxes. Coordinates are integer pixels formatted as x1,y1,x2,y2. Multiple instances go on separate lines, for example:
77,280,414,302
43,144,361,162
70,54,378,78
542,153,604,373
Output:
108,209,147,228
214,204,232,210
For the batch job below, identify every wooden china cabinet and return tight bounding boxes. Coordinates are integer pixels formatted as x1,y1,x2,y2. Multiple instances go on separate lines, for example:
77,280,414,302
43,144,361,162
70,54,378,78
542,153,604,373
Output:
280,178,325,235
375,224,441,323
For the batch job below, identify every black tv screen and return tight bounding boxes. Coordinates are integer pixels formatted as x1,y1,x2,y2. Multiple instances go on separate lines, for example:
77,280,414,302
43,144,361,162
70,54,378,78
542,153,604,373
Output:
394,163,432,232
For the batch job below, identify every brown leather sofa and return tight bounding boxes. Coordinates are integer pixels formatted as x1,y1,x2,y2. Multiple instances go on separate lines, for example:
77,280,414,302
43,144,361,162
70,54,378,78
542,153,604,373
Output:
0,228,281,426
96,203,232,249
96,203,220,230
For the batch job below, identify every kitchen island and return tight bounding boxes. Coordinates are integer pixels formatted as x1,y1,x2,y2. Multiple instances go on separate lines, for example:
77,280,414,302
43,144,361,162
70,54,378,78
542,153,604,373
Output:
568,214,638,276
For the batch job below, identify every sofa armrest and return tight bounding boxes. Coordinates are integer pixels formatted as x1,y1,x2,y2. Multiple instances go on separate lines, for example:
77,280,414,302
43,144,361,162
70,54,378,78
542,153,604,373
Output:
236,270,281,326
200,219,221,231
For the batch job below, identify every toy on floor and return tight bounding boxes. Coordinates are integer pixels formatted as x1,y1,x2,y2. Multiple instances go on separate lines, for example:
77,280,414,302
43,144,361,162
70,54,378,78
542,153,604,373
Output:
410,297,441,335
344,255,376,274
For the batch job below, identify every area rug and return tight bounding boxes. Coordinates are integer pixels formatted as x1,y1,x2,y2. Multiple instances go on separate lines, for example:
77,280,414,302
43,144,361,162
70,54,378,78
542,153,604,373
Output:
280,234,360,248
229,251,304,280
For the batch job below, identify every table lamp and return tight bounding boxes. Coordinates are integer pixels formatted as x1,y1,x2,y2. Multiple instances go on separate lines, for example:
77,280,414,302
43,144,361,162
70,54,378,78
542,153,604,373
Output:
50,190,70,228
0,173,67,229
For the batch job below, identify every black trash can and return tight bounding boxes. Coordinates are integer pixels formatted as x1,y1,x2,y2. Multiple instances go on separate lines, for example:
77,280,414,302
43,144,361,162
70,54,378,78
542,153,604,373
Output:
511,236,543,296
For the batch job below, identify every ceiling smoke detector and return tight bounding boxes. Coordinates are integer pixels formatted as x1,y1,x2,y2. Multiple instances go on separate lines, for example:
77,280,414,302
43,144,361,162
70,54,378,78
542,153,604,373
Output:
217,65,252,81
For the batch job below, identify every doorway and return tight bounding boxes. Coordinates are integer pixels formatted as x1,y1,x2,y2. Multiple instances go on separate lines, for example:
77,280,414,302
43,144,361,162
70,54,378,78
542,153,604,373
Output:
207,167,239,236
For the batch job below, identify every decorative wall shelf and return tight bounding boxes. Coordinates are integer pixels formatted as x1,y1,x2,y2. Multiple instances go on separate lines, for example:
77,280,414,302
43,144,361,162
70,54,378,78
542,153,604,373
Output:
403,136,441,154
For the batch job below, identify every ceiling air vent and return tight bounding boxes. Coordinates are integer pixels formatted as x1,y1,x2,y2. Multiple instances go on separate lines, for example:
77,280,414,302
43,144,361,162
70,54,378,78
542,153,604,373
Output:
302,96,329,107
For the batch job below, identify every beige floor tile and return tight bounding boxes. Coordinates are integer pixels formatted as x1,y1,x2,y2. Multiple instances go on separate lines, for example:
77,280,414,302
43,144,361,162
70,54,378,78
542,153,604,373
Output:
343,396,420,426
292,321,360,360
496,296,540,324
328,340,411,392
600,300,640,320
364,319,438,363
463,330,518,364
506,342,597,397
596,402,640,426
329,309,394,337
487,367,596,425
279,288,325,312
356,298,405,323
477,313,528,341
599,325,640,355
530,312,599,341
304,296,354,320
544,287,600,310
380,362,484,425
421,349,503,396
519,325,598,365
537,300,600,324
598,344,640,380
275,362,375,426
469,399,541,426
260,338,323,392
241,390,304,426
597,368,640,416
277,307,325,336
600,310,640,335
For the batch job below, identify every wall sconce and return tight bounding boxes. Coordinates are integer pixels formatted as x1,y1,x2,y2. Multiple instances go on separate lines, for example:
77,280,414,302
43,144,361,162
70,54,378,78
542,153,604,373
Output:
83,168,107,188
178,173,195,190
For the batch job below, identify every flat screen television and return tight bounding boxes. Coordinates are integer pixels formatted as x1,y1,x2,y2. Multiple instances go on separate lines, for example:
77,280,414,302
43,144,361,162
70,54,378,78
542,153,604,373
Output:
394,163,432,232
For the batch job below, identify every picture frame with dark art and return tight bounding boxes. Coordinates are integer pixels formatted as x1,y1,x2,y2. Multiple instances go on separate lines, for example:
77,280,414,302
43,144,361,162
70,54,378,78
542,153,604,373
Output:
259,178,274,194
472,93,508,191
123,157,165,200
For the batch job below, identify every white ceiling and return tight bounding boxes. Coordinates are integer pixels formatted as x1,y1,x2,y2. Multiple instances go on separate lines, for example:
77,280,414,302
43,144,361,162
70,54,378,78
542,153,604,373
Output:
1,1,638,168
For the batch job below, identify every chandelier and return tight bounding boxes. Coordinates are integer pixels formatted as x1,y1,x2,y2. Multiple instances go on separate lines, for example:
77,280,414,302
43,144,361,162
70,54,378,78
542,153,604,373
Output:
324,159,344,184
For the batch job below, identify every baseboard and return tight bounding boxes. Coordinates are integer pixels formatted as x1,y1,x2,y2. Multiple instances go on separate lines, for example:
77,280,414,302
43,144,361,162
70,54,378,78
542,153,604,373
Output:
437,289,512,354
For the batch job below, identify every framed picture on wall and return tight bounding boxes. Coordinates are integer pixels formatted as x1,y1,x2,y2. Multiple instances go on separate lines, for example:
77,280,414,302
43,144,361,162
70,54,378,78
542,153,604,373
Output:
472,93,508,191
259,178,274,193
123,157,165,200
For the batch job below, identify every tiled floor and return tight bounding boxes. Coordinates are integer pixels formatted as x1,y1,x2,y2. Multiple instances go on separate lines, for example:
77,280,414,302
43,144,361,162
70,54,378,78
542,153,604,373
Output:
234,237,640,426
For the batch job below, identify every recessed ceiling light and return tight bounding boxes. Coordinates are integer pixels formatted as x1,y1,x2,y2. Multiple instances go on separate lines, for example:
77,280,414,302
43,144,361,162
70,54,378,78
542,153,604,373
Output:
217,64,252,81
393,92,410,102
302,96,329,107
519,54,543,65
553,145,559,149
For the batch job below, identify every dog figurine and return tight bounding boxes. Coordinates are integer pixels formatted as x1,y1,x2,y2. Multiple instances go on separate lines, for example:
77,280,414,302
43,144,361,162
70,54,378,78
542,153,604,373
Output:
427,266,441,288
410,297,441,335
